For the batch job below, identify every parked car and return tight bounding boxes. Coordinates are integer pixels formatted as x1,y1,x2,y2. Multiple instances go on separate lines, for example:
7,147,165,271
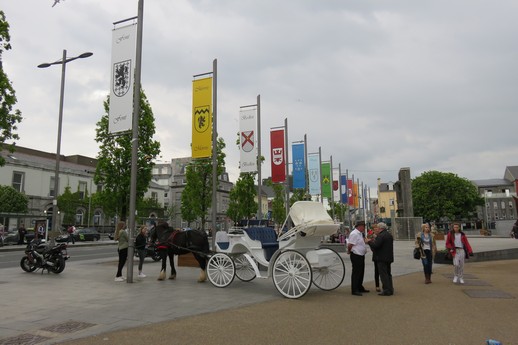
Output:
2,229,35,245
72,228,101,241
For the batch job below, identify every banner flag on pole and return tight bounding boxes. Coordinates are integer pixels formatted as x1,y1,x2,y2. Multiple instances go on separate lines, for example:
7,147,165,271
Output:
292,142,305,189
239,107,257,172
308,153,320,195
109,23,137,134
270,128,286,183
340,175,347,203
321,162,331,198
347,179,354,205
192,77,213,158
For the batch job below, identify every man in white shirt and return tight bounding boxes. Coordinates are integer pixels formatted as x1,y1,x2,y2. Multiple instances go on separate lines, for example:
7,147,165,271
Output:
347,220,369,296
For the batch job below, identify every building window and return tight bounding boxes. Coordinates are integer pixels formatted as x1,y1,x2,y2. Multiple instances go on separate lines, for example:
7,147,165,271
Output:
96,184,103,193
50,176,56,197
164,192,168,198
78,181,87,200
76,209,84,225
493,202,498,209
94,210,102,225
501,201,506,209
12,171,25,192
151,192,158,202
510,201,514,209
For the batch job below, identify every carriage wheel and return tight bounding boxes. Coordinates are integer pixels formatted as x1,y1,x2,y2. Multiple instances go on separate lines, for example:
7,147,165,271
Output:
234,254,256,282
207,253,235,288
311,249,345,291
272,250,312,299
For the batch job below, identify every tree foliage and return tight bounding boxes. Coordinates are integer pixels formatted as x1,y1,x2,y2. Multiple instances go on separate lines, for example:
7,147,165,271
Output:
181,137,226,230
57,186,86,225
0,185,28,213
328,201,348,223
412,171,483,222
226,172,257,224
269,180,286,227
94,90,160,220
0,11,22,166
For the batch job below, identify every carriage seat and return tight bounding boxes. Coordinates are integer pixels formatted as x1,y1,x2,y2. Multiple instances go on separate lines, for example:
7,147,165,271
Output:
244,227,279,261
215,231,230,250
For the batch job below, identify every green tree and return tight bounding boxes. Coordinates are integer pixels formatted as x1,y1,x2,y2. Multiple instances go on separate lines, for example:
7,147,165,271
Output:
181,137,226,231
327,201,348,223
137,196,163,220
412,171,483,222
289,189,308,205
0,11,23,166
57,186,82,225
0,185,28,213
269,180,286,228
94,90,160,221
226,172,257,224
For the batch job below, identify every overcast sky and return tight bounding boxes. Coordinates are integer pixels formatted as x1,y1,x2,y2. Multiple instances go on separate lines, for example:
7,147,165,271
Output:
2,0,518,195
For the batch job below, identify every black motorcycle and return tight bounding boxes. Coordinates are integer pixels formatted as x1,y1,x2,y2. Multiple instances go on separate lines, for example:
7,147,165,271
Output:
134,242,161,262
20,239,69,274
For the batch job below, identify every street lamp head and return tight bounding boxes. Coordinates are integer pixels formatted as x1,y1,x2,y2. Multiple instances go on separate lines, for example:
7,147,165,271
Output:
78,52,93,59
38,63,51,68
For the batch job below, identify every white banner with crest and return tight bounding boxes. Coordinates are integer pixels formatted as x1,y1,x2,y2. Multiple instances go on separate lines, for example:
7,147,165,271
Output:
239,107,257,173
109,23,137,134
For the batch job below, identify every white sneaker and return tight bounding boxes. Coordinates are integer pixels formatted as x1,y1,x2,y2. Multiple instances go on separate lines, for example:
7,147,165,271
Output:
453,276,458,283
114,277,124,282
459,278,464,284
138,273,146,278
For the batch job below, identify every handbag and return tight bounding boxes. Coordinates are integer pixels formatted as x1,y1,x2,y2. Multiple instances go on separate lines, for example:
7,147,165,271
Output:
413,247,421,260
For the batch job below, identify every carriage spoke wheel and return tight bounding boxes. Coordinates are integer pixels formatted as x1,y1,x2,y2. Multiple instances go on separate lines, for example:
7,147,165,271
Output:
207,253,235,288
272,250,312,299
234,254,256,282
311,249,345,291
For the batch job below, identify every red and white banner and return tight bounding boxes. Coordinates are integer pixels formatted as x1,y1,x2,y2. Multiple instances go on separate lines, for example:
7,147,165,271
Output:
270,128,286,183
239,107,257,173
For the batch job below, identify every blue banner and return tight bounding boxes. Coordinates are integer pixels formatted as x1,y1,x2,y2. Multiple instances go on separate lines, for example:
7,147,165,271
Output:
341,175,347,203
292,143,306,189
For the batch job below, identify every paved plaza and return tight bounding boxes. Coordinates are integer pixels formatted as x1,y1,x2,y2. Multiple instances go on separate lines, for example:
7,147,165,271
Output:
1,237,517,344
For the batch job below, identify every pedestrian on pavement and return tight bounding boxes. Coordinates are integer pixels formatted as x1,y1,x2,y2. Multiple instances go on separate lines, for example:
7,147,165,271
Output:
18,222,26,244
135,225,148,278
114,221,129,282
67,225,76,244
366,222,394,296
415,223,437,284
445,222,473,284
347,220,369,296
368,224,381,292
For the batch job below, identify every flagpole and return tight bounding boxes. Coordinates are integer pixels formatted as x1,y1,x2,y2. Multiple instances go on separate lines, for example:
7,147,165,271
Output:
211,58,218,245
330,155,334,219
127,0,144,283
304,134,308,199
257,94,262,219
318,147,322,204
284,118,290,220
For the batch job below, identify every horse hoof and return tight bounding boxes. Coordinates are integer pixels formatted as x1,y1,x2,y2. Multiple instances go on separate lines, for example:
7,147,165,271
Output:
158,271,166,281
157,277,164,281
169,275,176,280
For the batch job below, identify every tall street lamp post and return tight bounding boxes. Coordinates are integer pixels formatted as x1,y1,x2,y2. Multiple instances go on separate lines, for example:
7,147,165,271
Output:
38,50,93,242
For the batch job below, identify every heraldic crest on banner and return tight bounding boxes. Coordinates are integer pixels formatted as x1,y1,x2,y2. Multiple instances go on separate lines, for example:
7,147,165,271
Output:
113,60,132,97
194,106,210,133
241,131,254,152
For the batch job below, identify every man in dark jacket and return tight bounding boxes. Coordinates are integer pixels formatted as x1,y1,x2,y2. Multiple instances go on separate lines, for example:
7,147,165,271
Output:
367,222,394,296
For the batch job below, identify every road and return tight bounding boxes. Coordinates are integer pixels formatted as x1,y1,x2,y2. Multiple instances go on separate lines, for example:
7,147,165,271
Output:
0,244,121,269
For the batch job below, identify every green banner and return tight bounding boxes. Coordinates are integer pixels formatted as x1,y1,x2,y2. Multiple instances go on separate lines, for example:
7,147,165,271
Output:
321,162,331,198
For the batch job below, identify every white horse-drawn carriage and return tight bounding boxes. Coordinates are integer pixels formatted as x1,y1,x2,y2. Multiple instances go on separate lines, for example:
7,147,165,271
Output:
207,201,346,299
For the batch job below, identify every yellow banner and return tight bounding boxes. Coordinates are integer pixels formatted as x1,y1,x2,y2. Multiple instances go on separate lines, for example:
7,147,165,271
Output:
192,77,213,158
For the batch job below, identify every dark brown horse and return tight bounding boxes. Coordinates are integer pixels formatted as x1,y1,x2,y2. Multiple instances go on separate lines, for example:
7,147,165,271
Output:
150,222,209,282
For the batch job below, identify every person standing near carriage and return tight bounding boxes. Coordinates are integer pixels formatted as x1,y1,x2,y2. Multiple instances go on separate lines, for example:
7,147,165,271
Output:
347,220,369,296
114,221,129,282
366,222,394,296
135,225,148,278
18,222,26,245
368,224,381,292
